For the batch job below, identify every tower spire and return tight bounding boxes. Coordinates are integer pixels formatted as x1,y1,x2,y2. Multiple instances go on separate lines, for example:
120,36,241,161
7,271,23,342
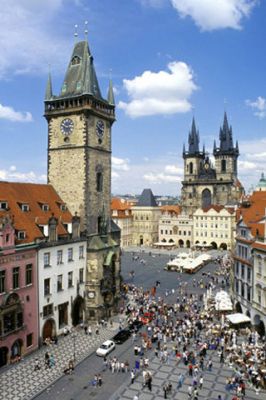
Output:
188,117,199,155
45,69,53,101
107,78,115,106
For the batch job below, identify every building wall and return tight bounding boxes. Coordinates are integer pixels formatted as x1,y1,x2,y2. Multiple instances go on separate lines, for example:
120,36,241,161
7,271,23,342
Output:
0,247,38,364
252,246,266,331
193,208,235,250
159,213,193,248
112,217,133,247
38,240,86,340
132,207,161,246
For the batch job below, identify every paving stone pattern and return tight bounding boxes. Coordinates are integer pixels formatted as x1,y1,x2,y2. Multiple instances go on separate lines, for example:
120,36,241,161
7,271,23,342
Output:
109,346,264,400
0,325,117,400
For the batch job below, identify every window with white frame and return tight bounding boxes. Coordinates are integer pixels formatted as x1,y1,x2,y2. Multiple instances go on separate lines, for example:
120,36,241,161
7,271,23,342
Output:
44,252,50,267
68,248,73,262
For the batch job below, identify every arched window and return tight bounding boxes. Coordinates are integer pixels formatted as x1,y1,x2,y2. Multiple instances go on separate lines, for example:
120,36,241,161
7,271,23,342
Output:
96,172,103,192
221,159,226,172
202,189,211,208
189,162,193,174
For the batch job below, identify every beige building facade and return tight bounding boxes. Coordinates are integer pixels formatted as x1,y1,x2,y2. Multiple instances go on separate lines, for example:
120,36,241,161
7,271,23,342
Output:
132,189,161,246
111,198,133,248
193,206,236,250
158,207,193,248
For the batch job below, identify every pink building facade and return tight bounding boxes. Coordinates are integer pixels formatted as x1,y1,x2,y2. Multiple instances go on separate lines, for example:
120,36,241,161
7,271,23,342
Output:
0,215,38,367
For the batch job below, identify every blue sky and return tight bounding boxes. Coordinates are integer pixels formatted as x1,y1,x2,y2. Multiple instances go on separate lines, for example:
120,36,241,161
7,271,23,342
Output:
0,0,265,195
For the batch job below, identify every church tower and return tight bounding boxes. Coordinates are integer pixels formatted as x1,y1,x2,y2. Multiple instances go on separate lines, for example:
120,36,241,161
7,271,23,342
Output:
181,118,205,214
214,112,239,182
44,38,120,320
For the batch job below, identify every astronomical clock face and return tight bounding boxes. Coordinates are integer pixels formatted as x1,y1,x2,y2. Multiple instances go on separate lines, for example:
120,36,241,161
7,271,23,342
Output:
60,118,74,136
96,119,105,138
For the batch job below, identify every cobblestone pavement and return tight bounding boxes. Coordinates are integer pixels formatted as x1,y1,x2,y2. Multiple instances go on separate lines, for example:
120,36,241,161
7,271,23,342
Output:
0,324,118,400
109,343,265,400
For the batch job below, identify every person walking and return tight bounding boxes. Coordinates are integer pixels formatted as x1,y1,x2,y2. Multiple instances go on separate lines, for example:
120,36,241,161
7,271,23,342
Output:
199,375,203,389
131,369,135,384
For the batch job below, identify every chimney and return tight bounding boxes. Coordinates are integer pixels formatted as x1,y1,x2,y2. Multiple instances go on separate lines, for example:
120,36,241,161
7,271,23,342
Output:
72,213,80,239
48,214,58,242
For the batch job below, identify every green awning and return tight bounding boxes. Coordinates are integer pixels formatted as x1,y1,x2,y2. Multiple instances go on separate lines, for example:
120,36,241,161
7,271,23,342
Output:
104,251,115,266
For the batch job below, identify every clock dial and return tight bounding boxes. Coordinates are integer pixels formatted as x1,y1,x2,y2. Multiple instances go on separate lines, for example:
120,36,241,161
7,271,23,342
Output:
60,118,74,136
96,120,105,138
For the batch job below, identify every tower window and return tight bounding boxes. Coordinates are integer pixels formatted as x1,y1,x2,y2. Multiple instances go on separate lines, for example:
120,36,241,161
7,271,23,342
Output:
221,159,226,172
71,56,81,65
189,162,193,174
96,172,103,192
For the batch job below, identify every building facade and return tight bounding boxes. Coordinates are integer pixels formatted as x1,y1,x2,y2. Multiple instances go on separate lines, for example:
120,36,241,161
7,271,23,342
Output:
193,206,236,250
181,114,243,216
0,215,38,368
44,39,121,320
111,198,133,247
132,189,161,246
158,206,193,248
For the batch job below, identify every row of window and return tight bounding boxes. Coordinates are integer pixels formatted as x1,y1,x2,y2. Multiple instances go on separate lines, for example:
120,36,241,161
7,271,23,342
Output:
194,216,228,221
235,280,251,302
44,268,84,295
160,230,191,236
237,244,248,260
0,201,67,212
235,262,251,281
195,232,228,238
0,264,32,294
195,223,228,229
44,245,84,267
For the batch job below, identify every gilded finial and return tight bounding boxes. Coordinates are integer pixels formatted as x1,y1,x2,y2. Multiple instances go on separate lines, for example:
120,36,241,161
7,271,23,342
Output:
84,21,88,40
74,24,78,41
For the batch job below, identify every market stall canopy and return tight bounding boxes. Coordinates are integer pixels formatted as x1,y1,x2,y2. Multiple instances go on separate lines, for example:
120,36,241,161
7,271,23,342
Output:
215,290,233,311
226,313,251,324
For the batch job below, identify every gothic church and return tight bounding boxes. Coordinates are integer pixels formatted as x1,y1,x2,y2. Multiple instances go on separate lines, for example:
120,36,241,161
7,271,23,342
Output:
181,113,244,215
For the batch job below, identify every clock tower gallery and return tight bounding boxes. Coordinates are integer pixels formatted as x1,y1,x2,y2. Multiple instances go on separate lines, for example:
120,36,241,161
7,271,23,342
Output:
44,39,120,320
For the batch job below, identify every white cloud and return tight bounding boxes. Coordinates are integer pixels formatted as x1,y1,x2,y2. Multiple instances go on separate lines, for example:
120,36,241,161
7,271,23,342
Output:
165,164,183,175
144,172,182,184
170,0,257,31
246,96,266,119
0,165,46,182
0,1,69,78
112,156,130,171
139,0,167,7
238,160,257,170
111,171,120,180
0,103,33,122
118,61,197,117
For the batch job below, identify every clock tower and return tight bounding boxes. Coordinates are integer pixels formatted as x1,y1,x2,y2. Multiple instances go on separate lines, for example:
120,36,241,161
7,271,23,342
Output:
44,39,121,320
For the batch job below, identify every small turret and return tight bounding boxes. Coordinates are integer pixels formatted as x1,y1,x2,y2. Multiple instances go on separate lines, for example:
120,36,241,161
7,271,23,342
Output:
188,117,200,155
45,72,53,101
107,79,115,106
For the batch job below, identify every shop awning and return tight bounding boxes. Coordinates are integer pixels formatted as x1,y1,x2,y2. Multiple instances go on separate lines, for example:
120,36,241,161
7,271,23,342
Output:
226,313,251,324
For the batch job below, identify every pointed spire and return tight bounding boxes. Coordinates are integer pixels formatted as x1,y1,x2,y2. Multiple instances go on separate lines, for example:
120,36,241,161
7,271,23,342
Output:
107,79,115,106
223,111,229,133
45,71,53,100
203,144,205,155
213,140,216,153
188,117,199,155
183,143,186,156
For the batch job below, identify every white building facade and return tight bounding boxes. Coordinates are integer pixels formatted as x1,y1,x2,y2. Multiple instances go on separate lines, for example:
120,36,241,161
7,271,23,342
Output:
38,238,87,341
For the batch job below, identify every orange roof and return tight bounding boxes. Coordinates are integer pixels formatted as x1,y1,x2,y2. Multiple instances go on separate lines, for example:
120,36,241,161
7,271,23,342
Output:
237,190,266,237
252,241,266,251
111,198,132,211
160,205,181,215
0,181,73,244
202,205,235,214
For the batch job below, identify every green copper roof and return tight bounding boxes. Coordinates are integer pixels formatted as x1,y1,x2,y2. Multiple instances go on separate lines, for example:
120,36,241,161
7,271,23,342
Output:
45,72,53,101
107,79,115,105
257,172,266,189
60,40,102,99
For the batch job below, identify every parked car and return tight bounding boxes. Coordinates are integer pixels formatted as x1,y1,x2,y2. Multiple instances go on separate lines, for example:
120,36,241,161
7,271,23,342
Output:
112,329,131,344
96,340,115,357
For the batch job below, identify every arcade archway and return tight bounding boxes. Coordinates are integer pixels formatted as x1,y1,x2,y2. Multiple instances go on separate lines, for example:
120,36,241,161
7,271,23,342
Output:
72,296,85,326
42,318,56,340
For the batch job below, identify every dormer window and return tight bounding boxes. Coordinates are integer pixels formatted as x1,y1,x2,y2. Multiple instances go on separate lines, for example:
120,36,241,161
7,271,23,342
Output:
0,201,8,210
17,231,26,240
60,204,67,211
21,204,29,212
71,56,81,65
41,204,49,212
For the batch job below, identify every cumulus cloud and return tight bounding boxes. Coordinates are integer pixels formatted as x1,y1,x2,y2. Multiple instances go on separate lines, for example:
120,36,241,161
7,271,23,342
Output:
112,156,130,171
0,103,33,122
246,96,266,119
165,164,183,175
144,172,182,184
118,61,197,117
0,165,46,182
170,0,257,31
238,160,257,170
0,1,69,78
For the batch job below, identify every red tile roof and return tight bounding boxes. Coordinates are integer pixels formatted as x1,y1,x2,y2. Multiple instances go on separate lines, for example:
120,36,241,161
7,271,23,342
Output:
0,182,73,244
237,190,266,238
160,205,181,215
111,198,132,211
